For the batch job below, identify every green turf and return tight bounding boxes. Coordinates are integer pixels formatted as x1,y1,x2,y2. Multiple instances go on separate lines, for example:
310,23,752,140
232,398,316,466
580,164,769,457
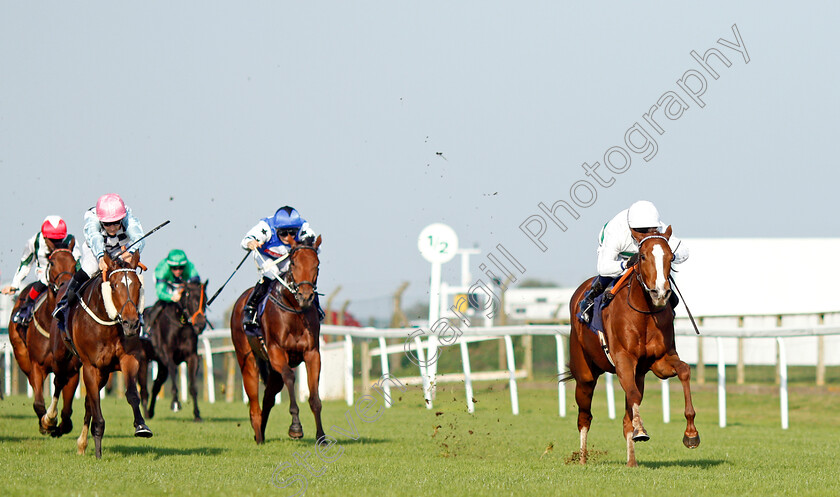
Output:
1,376,839,497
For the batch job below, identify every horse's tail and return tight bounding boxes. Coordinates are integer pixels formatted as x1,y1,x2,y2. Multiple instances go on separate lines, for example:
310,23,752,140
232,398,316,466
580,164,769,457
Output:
255,356,271,385
557,364,575,383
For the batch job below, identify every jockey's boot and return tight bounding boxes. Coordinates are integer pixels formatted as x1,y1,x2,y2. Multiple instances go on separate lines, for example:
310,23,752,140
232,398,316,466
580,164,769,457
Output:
578,276,610,324
12,299,35,326
53,270,89,334
242,278,272,336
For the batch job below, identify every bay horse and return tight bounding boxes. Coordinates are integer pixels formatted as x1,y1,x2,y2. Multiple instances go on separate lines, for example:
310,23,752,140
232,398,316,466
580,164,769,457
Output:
7,239,79,436
70,251,152,459
230,236,325,444
563,226,699,467
138,279,208,421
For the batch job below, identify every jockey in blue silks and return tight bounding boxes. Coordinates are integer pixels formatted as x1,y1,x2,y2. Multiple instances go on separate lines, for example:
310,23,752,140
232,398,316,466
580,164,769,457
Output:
239,206,321,333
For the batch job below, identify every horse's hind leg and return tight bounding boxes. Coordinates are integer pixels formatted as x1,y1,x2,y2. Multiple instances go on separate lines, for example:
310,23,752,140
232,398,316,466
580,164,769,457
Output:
167,358,182,412
148,361,168,419
303,349,325,442
259,370,284,441
120,354,153,438
652,354,699,448
281,365,303,439
187,354,202,422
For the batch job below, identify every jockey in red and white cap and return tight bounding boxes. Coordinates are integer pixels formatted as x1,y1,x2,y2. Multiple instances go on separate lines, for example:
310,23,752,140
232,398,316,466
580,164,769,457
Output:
579,200,689,323
1,216,81,325
53,194,145,332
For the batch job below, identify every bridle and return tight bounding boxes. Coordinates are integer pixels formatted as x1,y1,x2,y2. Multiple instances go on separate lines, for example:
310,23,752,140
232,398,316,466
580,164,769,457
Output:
46,248,75,292
626,235,672,315
177,282,206,328
283,245,319,295
105,267,143,325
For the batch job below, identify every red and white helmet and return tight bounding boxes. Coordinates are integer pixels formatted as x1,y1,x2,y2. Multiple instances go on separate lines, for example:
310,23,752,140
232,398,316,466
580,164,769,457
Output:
41,215,67,240
96,193,127,222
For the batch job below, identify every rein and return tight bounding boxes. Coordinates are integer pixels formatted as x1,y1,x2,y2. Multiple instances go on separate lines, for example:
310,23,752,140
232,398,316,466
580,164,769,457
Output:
626,235,672,315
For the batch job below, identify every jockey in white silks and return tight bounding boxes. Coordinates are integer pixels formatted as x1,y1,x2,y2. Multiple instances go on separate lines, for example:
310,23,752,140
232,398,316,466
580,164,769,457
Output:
579,200,689,323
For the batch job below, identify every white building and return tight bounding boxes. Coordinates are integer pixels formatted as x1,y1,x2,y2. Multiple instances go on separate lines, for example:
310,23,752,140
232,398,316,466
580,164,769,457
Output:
504,287,576,323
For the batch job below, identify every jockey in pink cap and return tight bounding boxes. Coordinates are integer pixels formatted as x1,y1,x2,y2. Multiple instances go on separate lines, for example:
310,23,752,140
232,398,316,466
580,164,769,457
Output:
2,216,81,326
53,194,145,333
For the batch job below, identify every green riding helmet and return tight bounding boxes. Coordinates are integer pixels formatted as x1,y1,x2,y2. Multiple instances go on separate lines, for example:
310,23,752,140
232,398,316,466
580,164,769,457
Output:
166,249,189,267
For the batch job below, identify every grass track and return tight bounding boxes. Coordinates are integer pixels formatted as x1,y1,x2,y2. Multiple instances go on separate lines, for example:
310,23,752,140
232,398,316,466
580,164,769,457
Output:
1,377,839,497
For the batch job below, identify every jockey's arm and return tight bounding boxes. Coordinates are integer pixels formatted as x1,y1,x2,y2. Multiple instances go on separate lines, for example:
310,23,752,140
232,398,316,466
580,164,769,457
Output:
83,208,106,259
156,278,177,302
123,207,145,255
3,236,37,293
241,221,271,251
669,235,689,264
597,243,626,278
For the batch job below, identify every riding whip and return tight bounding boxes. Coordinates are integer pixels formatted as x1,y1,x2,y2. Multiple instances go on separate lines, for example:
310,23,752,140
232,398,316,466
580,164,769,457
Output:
207,251,252,307
107,220,171,259
669,275,700,335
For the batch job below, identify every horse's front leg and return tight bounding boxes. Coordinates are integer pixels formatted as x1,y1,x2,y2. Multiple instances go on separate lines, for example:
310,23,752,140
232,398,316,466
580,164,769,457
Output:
614,354,646,467
187,353,202,422
652,353,699,448
303,349,325,442
29,363,49,434
120,353,153,438
280,364,303,439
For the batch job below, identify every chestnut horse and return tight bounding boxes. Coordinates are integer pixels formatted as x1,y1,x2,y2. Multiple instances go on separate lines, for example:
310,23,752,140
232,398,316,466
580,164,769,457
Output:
563,226,699,467
7,240,79,436
230,236,325,444
70,252,152,459
138,279,208,421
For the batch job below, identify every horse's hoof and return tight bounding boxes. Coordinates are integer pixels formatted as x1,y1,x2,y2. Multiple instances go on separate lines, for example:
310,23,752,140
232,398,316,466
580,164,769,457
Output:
134,424,153,438
193,417,203,423
289,425,304,439
632,429,650,442
38,424,49,435
683,434,700,448
171,401,181,412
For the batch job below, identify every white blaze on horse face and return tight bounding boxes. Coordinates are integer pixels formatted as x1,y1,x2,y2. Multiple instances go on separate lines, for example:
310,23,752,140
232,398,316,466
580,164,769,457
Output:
652,245,666,295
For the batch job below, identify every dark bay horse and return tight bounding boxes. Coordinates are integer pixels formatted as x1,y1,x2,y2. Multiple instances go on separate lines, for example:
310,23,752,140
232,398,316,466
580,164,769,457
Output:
563,226,699,467
139,280,208,421
7,240,79,436
70,252,152,458
230,236,325,444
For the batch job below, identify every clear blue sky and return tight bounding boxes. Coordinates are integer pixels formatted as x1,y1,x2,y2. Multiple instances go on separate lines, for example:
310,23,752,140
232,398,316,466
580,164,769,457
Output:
2,2,837,322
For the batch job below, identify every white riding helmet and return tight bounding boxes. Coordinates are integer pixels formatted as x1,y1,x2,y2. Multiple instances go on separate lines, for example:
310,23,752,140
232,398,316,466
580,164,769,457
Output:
627,200,661,229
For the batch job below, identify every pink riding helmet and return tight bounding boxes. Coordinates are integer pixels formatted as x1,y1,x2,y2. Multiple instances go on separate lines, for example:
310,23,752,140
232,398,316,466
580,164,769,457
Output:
96,193,127,222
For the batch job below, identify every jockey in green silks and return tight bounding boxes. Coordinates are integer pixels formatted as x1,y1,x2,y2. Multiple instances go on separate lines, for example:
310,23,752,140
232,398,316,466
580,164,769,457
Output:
143,249,201,337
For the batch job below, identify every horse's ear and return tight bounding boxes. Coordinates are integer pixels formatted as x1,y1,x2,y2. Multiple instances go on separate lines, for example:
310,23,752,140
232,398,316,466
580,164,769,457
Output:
103,252,113,266
630,229,647,243
663,225,672,240
314,235,322,249
203,279,209,288
44,237,56,252
68,237,75,250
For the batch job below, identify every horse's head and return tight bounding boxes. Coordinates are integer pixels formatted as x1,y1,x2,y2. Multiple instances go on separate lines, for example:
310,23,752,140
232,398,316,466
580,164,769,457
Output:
181,280,208,333
101,251,145,337
631,226,674,309
45,237,76,292
286,235,321,308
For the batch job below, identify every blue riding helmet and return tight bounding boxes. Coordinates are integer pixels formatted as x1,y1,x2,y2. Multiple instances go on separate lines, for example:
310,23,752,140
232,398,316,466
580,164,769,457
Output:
272,206,305,229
